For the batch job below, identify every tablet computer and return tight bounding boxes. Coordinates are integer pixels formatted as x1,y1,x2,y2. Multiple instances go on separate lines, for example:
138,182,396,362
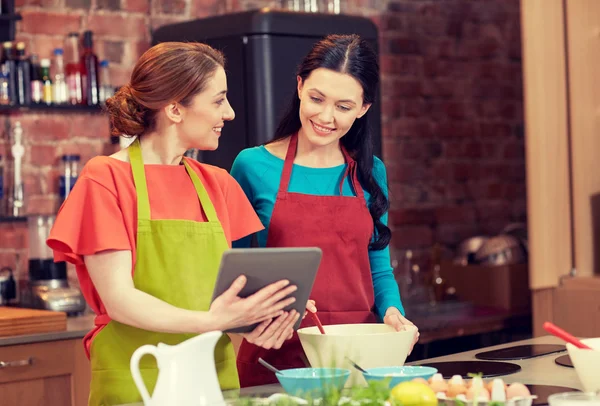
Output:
211,247,322,334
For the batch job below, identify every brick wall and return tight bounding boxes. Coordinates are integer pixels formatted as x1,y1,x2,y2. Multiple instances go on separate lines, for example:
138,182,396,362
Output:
380,0,525,268
0,0,525,286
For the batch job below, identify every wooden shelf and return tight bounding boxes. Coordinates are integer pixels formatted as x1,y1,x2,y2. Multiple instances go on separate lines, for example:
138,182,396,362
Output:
0,13,22,22
0,104,104,114
0,216,27,223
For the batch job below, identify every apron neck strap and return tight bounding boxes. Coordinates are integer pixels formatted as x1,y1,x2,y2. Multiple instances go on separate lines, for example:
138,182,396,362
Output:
182,159,219,222
279,133,364,198
128,138,152,221
128,138,219,222
279,133,299,192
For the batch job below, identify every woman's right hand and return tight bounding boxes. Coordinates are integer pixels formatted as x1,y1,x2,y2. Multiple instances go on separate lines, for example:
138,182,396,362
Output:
242,310,300,350
209,275,297,331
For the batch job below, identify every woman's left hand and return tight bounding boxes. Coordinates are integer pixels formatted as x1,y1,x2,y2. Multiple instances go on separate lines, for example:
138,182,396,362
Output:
383,307,419,355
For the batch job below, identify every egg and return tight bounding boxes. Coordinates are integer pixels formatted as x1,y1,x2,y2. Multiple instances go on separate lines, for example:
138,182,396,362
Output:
447,382,468,398
466,386,490,401
411,377,428,385
428,373,444,384
506,382,531,399
446,374,467,397
429,377,448,394
470,376,484,389
486,378,507,392
490,379,507,401
449,375,465,386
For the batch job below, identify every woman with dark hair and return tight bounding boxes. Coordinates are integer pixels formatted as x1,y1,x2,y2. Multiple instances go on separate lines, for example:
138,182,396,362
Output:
47,42,300,405
231,34,419,387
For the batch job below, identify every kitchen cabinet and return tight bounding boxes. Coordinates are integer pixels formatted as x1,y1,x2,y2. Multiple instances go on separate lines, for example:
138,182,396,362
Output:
521,0,600,336
0,338,90,406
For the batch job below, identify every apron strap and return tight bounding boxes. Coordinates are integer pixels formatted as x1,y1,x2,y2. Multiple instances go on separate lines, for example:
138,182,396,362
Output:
128,138,219,223
281,133,364,198
183,158,219,223
278,132,298,193
339,146,365,199
128,138,152,221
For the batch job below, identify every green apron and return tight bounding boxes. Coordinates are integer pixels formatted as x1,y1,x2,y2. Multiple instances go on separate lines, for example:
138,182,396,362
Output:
88,138,238,406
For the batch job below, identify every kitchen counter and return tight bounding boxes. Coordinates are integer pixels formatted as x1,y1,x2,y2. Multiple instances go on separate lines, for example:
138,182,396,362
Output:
409,335,582,390
3,314,580,404
232,335,582,397
0,313,94,347
117,335,583,405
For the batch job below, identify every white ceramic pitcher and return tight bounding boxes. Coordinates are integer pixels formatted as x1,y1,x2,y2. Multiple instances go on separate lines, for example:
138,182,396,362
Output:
130,331,226,406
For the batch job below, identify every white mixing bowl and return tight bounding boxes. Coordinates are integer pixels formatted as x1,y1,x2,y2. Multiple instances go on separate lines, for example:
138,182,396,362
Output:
566,337,600,393
297,323,417,387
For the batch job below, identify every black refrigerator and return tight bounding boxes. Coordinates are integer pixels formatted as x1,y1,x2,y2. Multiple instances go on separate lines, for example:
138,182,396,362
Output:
151,8,382,170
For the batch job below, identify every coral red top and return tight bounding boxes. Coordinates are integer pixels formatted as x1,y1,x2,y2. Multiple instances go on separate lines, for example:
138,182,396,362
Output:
47,156,264,355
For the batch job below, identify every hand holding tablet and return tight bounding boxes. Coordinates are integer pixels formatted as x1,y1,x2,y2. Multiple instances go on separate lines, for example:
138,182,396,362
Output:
209,275,298,332
210,247,322,333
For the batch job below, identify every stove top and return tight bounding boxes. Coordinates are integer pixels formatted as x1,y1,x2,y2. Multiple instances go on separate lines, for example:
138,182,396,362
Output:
554,354,574,368
418,360,521,379
475,344,566,361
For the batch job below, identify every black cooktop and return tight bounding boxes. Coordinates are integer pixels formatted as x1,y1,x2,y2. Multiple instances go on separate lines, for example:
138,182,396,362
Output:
475,344,566,361
527,384,580,405
418,360,521,379
554,354,574,368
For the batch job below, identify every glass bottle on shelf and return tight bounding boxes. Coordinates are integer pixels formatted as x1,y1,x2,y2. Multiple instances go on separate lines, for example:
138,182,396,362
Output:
0,66,9,105
81,30,100,106
29,54,42,104
52,48,68,105
65,33,84,105
321,0,340,13
2,42,16,105
15,42,31,105
40,58,52,105
99,60,113,103
59,154,80,203
281,0,318,12
283,0,299,10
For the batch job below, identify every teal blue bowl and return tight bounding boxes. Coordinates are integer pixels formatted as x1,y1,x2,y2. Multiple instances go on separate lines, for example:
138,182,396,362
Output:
276,367,351,398
362,366,438,388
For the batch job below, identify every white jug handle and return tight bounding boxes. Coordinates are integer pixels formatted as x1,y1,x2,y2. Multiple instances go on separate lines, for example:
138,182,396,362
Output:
130,344,158,405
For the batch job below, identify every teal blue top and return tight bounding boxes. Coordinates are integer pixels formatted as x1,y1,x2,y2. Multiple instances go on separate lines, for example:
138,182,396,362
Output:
230,145,405,320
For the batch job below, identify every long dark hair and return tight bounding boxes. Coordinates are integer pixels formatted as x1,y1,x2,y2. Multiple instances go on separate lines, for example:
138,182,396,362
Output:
271,34,390,250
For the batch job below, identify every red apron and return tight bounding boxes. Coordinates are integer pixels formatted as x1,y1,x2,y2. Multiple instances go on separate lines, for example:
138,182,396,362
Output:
236,133,378,387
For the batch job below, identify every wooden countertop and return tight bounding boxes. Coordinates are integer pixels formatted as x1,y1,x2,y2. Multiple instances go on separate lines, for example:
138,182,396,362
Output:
0,313,94,347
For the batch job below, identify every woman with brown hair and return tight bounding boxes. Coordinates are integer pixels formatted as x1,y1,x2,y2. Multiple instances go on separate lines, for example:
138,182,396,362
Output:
47,42,299,405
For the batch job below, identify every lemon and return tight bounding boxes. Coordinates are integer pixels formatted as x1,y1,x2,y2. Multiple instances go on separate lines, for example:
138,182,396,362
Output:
389,381,438,406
